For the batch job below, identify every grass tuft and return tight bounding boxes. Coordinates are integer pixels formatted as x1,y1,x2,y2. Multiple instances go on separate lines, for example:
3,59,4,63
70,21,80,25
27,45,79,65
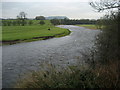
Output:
14,60,120,88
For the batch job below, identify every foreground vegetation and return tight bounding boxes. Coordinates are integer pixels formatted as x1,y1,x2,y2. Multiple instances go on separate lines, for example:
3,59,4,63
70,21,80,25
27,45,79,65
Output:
2,20,70,45
15,59,120,88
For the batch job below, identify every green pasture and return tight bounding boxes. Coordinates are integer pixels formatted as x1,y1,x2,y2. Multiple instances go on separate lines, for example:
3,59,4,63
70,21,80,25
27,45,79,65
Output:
2,20,70,43
76,24,98,30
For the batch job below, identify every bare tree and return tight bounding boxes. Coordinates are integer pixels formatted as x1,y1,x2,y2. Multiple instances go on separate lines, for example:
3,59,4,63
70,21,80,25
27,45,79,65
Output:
17,12,27,26
89,0,120,62
89,0,120,12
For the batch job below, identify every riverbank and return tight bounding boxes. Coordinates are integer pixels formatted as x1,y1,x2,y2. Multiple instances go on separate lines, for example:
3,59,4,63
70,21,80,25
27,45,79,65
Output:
2,28,70,45
76,24,98,30
2,20,71,45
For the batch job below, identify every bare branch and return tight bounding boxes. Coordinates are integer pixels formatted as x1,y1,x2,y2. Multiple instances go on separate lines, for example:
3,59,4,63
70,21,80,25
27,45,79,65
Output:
89,0,120,12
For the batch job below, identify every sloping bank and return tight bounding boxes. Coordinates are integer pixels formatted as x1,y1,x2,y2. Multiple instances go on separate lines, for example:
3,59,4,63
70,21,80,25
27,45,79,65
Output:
2,26,71,45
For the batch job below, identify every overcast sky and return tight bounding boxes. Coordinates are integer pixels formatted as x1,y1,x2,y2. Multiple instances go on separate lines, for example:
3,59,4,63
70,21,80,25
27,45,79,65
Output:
1,0,105,19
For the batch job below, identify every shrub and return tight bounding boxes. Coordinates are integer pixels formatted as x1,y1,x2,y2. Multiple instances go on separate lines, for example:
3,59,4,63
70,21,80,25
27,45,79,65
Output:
94,11,119,64
39,20,45,25
14,60,120,88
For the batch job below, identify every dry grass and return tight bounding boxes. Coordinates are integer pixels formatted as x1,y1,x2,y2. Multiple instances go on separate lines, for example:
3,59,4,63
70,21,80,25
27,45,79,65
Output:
14,60,120,88
92,60,120,88
15,63,88,88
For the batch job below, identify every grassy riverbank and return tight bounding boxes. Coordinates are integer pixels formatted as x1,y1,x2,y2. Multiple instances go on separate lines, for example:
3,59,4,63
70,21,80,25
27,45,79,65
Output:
76,24,98,30
2,20,70,45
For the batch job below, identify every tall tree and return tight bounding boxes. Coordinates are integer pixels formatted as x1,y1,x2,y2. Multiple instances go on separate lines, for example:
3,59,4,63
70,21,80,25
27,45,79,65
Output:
17,12,27,26
35,16,46,20
89,0,120,62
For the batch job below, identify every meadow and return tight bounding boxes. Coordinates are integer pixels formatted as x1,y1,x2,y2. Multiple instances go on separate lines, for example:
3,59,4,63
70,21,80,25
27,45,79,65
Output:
2,20,70,45
76,24,98,30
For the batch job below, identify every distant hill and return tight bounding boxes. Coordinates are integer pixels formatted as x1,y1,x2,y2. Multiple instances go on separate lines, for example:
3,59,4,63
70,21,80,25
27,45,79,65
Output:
45,16,69,20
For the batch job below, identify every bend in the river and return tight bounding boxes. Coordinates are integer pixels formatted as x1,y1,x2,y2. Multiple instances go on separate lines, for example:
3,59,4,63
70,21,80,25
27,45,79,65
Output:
2,25,100,88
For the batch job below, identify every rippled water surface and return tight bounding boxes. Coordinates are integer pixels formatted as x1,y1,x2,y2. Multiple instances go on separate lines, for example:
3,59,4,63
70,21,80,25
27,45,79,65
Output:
2,25,100,88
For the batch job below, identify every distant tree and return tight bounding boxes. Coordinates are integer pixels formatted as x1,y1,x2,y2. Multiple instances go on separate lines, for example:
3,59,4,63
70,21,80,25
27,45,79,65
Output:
12,21,17,26
50,19,60,25
17,12,27,26
28,20,33,25
6,21,12,26
60,19,97,25
39,20,45,25
2,21,7,26
35,16,46,20
16,19,21,26
0,21,2,26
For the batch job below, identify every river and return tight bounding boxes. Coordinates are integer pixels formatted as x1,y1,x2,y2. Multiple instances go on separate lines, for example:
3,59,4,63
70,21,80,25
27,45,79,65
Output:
2,25,100,88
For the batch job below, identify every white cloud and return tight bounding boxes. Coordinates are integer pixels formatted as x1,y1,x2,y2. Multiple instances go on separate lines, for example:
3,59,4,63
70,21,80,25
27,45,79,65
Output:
2,2,105,19
2,0,89,2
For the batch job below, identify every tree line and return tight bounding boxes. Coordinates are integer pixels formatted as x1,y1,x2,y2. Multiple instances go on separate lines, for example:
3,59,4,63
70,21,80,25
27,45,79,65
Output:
50,18,97,25
2,11,98,26
1,12,47,26
2,20,33,26
2,20,46,26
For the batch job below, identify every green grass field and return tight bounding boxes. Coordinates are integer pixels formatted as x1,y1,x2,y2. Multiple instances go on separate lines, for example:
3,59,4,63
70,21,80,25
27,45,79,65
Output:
2,20,70,44
76,24,98,30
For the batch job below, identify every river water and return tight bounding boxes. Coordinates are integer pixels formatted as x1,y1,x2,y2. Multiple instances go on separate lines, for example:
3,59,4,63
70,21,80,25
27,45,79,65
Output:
2,25,100,88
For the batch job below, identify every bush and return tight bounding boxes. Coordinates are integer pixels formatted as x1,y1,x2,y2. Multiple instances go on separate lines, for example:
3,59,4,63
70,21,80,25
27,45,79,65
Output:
39,20,45,25
50,19,60,25
28,20,33,25
94,11,119,63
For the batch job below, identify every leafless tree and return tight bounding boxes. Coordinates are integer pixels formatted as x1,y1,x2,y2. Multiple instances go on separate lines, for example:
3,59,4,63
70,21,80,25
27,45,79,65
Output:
19,12,27,19
89,0,120,62
17,12,27,26
89,0,120,12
